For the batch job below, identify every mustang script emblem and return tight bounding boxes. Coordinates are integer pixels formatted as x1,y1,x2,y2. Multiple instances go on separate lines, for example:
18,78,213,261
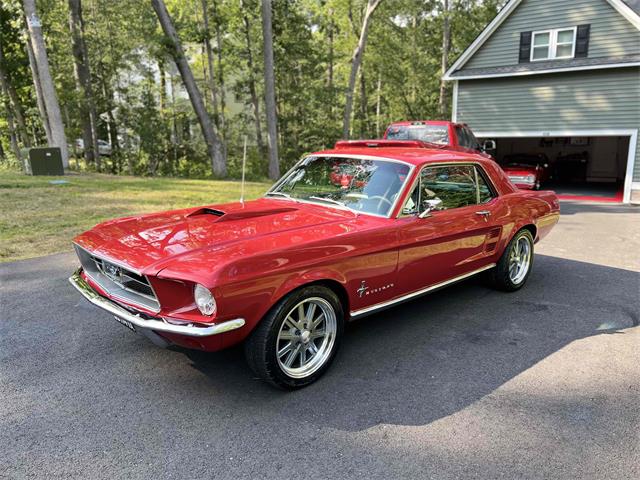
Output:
357,280,395,298
357,281,369,298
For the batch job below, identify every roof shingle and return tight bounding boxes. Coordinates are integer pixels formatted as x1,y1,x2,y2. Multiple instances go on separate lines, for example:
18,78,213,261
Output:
449,54,640,78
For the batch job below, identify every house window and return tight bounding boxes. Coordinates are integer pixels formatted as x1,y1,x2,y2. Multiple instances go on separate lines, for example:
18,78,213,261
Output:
531,27,576,61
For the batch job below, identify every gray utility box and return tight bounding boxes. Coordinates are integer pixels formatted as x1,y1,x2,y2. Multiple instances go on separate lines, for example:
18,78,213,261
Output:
25,147,64,176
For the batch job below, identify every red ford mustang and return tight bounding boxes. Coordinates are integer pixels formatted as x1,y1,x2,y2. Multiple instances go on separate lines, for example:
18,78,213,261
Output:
502,153,551,190
70,146,560,389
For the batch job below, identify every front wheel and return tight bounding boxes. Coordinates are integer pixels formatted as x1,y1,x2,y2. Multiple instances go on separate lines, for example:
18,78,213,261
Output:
490,229,534,291
244,285,344,389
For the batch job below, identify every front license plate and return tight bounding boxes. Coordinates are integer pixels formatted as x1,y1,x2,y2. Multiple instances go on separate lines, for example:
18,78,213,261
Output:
113,315,136,332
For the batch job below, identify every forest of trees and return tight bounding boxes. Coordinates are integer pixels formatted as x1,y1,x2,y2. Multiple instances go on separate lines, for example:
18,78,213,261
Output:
0,0,502,180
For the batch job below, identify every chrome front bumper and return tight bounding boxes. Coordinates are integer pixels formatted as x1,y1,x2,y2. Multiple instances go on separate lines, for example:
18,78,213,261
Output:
69,269,245,337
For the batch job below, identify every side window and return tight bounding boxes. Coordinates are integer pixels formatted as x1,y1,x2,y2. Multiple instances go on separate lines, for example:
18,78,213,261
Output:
402,180,420,215
455,126,469,148
465,128,481,151
421,165,477,210
401,164,496,215
475,166,495,204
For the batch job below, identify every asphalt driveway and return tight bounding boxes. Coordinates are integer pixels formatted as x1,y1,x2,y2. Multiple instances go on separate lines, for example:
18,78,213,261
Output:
1,201,638,479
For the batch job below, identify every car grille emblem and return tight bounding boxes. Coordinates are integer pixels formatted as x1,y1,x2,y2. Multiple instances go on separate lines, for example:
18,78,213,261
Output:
102,261,122,283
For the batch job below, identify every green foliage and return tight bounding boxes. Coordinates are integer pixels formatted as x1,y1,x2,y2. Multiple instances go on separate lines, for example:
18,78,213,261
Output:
0,168,270,261
0,0,502,178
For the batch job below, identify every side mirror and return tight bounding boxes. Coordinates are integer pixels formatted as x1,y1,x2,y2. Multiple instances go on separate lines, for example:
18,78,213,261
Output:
418,198,443,218
482,139,496,152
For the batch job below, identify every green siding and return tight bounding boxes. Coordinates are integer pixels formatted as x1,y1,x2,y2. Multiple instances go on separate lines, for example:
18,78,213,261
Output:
464,0,640,70
456,68,640,181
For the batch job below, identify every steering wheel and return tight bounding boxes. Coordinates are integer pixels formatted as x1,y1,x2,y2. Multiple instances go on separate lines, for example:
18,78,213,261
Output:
344,192,368,199
368,195,393,212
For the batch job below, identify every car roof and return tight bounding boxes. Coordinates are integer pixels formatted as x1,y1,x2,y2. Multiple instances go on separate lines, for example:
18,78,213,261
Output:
386,120,456,128
311,147,488,167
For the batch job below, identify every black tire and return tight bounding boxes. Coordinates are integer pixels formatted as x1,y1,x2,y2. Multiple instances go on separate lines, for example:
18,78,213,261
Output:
244,285,344,389
489,229,535,292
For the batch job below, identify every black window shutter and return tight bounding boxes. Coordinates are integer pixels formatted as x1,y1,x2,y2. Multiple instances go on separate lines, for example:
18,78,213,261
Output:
519,31,532,63
575,24,590,58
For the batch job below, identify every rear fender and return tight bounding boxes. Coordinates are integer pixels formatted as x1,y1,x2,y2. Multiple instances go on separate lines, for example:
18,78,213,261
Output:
496,191,558,255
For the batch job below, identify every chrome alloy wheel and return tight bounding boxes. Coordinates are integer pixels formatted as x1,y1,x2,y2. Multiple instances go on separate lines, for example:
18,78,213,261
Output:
276,297,337,379
509,235,532,284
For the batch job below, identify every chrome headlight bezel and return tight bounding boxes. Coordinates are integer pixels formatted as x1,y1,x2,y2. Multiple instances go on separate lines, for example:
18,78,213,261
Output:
194,283,217,316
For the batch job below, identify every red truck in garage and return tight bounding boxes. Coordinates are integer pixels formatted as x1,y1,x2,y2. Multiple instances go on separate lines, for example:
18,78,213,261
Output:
383,120,548,190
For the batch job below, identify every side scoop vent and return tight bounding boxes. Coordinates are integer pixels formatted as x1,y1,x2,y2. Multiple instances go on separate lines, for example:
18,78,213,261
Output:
187,207,226,218
485,227,502,253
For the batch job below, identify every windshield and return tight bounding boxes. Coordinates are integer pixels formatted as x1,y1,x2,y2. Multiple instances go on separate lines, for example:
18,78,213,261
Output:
268,156,411,217
386,125,449,145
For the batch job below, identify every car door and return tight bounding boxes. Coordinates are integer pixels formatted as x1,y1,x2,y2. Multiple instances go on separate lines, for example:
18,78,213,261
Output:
395,163,502,295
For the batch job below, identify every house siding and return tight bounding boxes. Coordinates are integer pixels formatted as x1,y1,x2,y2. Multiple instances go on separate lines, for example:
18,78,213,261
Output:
456,68,640,181
464,0,640,70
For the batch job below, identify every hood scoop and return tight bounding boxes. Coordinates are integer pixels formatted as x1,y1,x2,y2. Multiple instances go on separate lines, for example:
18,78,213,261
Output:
186,205,299,223
217,206,298,222
187,207,226,218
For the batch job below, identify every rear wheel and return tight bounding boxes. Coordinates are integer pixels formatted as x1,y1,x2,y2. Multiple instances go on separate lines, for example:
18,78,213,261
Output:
244,285,344,389
490,229,534,291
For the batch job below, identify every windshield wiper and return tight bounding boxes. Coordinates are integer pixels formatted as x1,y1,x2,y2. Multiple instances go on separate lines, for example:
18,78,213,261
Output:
265,191,297,202
308,196,358,216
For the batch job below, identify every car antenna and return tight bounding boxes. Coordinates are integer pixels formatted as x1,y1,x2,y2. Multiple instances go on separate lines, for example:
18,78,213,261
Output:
240,135,248,204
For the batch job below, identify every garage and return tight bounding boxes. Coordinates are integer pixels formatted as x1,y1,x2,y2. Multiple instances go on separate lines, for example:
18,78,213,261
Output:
443,0,640,203
483,132,635,202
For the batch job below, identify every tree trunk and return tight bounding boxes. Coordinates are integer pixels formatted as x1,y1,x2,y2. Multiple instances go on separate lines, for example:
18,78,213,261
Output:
2,93,22,162
24,20,52,144
359,64,367,138
439,0,451,119
151,0,226,177
261,0,279,179
375,71,382,137
241,0,266,160
102,74,119,153
327,11,334,120
0,39,31,147
170,71,178,170
23,0,69,167
342,0,382,139
158,58,170,173
159,57,167,112
200,43,208,109
200,0,220,127
211,0,226,145
68,0,100,170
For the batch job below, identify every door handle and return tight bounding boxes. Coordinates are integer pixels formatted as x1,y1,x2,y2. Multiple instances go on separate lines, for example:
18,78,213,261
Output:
475,210,491,221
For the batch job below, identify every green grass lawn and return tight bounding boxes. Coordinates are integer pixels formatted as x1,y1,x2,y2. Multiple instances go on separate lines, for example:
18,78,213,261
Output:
0,169,271,262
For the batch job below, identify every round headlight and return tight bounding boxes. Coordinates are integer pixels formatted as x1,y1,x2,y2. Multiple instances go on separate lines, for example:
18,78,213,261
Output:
194,284,217,316
527,174,536,182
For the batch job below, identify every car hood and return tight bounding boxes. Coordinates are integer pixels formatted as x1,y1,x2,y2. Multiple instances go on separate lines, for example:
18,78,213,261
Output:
74,198,357,276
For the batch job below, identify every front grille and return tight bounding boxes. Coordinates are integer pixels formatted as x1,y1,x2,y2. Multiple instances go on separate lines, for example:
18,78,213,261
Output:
509,175,535,183
74,245,160,312
92,256,155,298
